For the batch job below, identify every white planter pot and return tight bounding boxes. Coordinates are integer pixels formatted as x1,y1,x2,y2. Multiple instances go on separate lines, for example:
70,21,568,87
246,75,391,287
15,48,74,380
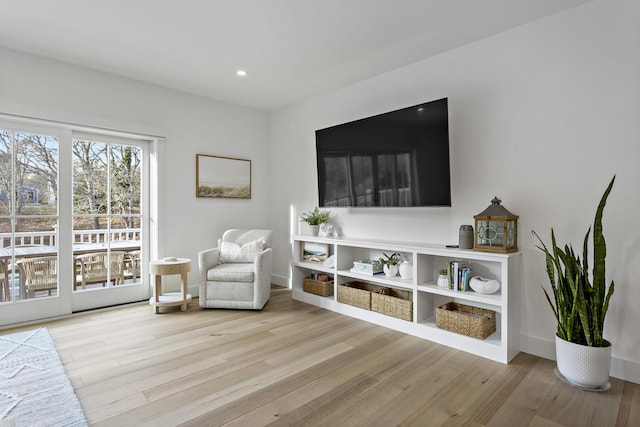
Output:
555,335,612,389
437,274,449,287
298,223,319,236
383,264,398,277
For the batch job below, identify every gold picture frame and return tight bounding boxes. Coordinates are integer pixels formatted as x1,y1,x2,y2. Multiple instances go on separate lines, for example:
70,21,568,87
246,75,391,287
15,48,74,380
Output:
196,154,251,199
301,242,329,263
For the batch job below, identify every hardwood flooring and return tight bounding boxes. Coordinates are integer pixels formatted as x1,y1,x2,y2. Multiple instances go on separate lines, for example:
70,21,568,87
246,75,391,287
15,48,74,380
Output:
5,288,639,426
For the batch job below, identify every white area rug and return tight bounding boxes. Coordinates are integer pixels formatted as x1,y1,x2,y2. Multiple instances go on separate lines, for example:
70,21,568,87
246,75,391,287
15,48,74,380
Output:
0,328,87,426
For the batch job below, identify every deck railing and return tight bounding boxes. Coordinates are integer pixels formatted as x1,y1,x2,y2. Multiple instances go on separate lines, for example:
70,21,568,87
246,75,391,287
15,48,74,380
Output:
1,229,141,248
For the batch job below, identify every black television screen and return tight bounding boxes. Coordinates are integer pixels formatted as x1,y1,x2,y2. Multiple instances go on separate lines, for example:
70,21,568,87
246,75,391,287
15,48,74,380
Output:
316,98,451,208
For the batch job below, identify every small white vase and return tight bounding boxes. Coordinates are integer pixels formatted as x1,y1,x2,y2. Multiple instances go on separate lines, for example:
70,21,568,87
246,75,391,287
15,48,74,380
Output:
437,274,449,287
399,261,413,279
383,264,398,277
555,335,612,389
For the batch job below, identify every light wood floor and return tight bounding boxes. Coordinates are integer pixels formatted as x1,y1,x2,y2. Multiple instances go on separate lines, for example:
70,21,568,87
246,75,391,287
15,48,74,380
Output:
5,288,639,426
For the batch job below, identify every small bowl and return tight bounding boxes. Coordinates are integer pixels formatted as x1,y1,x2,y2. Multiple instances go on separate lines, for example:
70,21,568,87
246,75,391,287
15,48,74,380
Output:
164,256,178,262
470,276,500,294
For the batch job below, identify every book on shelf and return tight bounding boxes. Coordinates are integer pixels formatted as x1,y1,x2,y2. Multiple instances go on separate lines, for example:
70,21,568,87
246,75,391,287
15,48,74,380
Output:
349,268,384,276
448,260,472,291
352,259,383,271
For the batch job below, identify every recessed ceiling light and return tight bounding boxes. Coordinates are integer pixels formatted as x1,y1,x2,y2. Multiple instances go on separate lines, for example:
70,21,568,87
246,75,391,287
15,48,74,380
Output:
236,69,247,77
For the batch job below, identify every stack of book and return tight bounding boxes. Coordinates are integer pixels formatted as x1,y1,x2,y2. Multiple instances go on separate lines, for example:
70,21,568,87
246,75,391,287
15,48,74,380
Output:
350,259,383,276
448,260,473,291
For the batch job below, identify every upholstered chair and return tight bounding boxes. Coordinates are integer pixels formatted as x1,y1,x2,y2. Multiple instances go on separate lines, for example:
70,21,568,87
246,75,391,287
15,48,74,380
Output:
198,229,273,310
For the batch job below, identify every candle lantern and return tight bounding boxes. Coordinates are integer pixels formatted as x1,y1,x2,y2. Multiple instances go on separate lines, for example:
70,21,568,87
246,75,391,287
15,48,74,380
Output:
474,197,519,253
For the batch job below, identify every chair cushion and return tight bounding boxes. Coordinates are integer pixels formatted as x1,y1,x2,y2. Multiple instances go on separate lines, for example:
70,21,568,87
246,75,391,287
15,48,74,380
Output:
219,239,264,263
206,263,255,282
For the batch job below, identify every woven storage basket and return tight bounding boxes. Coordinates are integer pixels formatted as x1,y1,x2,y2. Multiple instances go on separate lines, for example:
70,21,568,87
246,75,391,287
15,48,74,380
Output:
303,277,334,297
371,288,413,321
435,302,496,340
337,281,387,310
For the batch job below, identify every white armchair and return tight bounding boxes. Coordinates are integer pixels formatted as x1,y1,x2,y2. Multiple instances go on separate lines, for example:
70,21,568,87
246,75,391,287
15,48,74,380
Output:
198,229,273,310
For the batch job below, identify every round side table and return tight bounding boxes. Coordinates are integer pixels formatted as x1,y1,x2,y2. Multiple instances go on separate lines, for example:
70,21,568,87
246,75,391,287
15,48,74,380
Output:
149,257,192,313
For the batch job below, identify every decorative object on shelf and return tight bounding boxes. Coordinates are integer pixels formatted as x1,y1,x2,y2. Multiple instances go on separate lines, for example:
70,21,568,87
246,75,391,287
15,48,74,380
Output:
458,225,474,249
437,269,449,287
323,254,335,268
378,252,401,277
301,242,329,263
532,176,616,390
398,259,413,279
383,264,398,277
196,154,251,199
474,197,519,253
469,276,500,294
299,207,331,236
318,222,337,237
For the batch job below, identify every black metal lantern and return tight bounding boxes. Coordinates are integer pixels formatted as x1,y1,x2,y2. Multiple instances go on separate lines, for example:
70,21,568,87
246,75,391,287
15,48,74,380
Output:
474,197,519,253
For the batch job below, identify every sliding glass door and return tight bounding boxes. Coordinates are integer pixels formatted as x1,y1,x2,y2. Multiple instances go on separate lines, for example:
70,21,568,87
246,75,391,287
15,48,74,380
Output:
0,120,152,325
71,134,149,311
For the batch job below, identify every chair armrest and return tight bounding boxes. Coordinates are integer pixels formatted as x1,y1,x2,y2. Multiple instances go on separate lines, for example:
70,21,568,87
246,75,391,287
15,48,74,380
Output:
253,247,273,308
198,247,220,283
254,247,273,278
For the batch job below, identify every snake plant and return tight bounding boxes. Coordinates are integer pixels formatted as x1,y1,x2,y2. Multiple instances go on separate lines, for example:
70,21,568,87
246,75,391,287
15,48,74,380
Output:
532,176,615,347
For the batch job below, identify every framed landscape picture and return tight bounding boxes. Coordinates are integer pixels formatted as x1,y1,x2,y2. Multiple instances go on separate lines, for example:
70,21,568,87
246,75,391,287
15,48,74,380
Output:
301,242,329,263
196,154,251,199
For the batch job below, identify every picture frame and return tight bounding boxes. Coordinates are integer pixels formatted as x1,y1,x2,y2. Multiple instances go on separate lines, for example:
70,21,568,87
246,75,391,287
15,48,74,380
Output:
196,154,251,199
301,242,329,263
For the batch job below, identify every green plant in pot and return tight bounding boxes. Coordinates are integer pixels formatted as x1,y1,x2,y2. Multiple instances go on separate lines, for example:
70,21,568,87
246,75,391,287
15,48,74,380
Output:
532,176,615,390
379,252,401,277
299,207,331,236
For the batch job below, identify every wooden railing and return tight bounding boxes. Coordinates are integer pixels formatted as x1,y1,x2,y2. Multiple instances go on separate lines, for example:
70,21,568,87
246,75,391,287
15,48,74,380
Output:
1,229,141,248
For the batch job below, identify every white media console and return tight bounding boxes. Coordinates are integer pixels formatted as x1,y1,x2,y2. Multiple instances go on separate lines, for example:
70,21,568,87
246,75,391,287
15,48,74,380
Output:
291,235,523,363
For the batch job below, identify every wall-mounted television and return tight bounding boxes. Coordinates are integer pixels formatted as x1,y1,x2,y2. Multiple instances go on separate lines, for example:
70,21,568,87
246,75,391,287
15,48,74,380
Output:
315,97,451,208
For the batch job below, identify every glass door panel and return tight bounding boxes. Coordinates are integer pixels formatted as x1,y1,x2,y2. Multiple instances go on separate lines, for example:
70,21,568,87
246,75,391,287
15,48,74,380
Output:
0,126,62,325
71,136,146,311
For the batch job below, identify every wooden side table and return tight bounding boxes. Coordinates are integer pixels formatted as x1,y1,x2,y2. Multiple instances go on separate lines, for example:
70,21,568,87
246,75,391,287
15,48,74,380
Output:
149,257,192,313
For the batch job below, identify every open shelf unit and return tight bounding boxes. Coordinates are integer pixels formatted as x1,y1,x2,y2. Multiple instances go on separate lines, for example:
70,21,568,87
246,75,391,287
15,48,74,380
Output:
291,235,523,363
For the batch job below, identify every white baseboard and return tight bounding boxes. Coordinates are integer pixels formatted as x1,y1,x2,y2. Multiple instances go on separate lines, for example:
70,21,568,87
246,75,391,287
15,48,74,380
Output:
520,335,640,385
271,274,290,288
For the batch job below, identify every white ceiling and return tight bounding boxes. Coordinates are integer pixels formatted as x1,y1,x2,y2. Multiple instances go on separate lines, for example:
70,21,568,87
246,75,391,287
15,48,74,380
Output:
0,0,591,111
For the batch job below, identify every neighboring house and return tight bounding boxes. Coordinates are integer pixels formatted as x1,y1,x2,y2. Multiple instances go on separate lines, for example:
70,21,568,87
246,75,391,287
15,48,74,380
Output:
0,185,40,205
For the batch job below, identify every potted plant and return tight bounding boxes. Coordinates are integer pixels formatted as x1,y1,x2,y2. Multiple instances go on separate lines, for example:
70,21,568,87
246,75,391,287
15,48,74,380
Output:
532,176,615,389
299,207,331,236
379,252,402,277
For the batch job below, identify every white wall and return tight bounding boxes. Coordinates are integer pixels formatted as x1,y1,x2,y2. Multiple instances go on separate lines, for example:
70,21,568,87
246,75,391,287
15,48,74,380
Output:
0,47,270,291
269,0,640,383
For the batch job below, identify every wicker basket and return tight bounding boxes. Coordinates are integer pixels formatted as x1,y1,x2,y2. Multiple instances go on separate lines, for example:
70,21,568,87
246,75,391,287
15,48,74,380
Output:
337,281,387,310
303,277,334,297
371,288,413,321
435,302,496,340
